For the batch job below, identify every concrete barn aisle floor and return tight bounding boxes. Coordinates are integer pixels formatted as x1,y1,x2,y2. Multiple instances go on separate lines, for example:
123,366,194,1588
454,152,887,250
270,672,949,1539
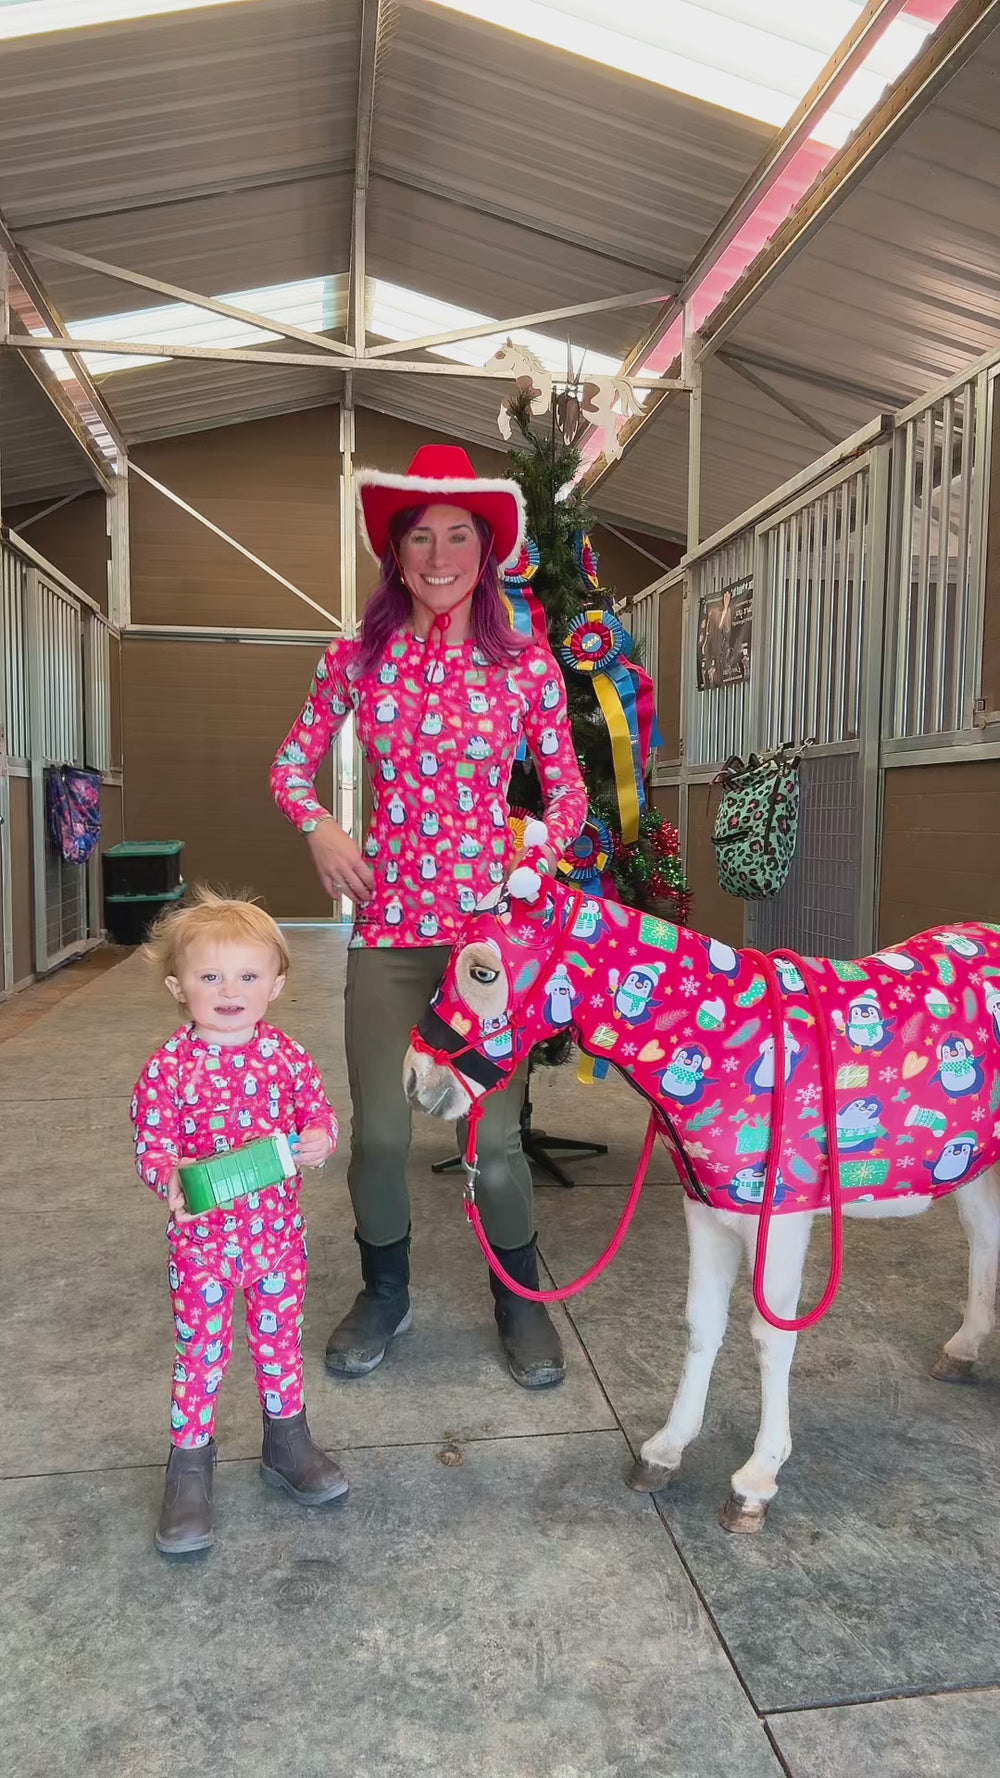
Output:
2,927,999,1777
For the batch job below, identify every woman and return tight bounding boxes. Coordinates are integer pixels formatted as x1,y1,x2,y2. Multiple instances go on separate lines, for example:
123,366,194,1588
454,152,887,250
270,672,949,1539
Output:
272,444,587,1388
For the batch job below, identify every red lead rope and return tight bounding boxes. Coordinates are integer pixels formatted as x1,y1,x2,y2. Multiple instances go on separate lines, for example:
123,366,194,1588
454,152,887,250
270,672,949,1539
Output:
744,949,844,1332
458,946,845,1328
462,1100,660,1302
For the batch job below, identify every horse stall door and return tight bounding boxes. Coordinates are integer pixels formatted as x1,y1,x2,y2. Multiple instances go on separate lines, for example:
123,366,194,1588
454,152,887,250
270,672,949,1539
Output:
745,442,890,962
746,751,862,958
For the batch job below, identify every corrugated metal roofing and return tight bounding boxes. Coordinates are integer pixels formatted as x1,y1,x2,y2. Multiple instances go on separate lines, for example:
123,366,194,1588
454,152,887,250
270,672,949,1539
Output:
0,0,358,227
374,2,774,283
365,178,663,363
104,354,343,444
1,0,999,535
18,175,353,323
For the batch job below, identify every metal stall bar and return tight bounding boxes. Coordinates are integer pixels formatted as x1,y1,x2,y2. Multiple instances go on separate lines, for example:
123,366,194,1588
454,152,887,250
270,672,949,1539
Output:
884,360,993,748
891,417,916,737
965,367,995,724
930,394,954,735
818,483,837,744
912,407,935,734
949,381,974,730
858,440,892,952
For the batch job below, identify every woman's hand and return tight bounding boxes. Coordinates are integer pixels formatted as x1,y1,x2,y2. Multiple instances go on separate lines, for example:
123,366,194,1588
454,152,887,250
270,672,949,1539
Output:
306,818,375,903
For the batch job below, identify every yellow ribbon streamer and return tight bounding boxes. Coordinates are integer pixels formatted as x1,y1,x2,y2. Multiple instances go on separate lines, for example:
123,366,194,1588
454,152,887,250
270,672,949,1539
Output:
577,1052,599,1087
593,673,640,842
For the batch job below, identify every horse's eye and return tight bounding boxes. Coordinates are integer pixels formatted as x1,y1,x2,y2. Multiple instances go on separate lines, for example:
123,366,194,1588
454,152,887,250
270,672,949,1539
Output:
469,966,499,985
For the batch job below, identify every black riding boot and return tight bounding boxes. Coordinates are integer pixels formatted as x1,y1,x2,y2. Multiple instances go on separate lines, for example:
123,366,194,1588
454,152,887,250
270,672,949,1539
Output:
155,1440,216,1556
325,1231,412,1377
489,1235,565,1389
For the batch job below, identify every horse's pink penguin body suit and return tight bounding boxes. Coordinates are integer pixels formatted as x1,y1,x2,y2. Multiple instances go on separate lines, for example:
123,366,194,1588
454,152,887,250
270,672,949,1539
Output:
445,888,1000,1213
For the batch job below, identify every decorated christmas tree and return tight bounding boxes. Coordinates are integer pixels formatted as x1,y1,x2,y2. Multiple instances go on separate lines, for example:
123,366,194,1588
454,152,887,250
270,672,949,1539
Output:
501,386,691,928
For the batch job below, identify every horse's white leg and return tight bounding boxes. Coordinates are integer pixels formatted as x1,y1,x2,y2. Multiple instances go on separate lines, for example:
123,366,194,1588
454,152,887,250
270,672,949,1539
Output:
628,1198,742,1492
931,1167,1000,1382
720,1210,814,1535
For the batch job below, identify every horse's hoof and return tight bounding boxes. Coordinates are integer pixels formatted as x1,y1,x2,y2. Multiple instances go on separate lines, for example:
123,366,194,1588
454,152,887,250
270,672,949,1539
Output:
929,1349,977,1384
718,1492,770,1534
627,1458,677,1494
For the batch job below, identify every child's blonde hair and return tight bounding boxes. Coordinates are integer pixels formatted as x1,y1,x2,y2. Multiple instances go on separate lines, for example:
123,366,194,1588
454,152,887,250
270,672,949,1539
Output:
144,886,290,979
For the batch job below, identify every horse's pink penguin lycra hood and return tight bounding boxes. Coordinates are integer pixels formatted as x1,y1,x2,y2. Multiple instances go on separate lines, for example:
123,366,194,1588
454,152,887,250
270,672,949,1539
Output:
409,878,1000,1214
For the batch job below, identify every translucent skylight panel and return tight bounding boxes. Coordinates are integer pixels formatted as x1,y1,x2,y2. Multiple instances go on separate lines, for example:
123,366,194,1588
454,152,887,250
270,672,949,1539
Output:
428,1,935,144
39,276,626,388
370,282,624,380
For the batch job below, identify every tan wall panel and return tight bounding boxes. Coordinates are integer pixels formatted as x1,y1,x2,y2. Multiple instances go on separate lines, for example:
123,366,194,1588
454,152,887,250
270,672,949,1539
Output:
10,775,33,983
650,785,679,828
685,784,745,946
590,526,675,606
879,761,1000,944
131,409,341,630
101,782,124,852
122,639,334,918
8,492,109,613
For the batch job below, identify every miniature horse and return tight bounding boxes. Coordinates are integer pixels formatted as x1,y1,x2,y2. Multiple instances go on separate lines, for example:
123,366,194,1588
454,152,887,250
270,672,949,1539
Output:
404,874,1000,1532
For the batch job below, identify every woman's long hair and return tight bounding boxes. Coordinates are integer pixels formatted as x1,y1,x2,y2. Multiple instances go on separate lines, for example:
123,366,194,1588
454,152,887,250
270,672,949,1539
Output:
353,505,530,681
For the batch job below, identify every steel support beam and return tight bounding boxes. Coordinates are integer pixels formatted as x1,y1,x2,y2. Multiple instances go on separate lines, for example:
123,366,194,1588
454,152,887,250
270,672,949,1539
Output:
10,336,682,385
0,216,125,459
718,350,841,447
3,326,118,496
580,0,996,497
724,346,908,412
365,283,672,359
337,373,362,899
683,320,703,552
15,241,672,372
18,239,354,358
108,455,131,631
349,0,386,357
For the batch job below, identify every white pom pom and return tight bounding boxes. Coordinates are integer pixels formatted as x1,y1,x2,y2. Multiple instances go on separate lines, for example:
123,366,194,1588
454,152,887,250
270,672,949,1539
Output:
507,866,542,903
523,820,549,850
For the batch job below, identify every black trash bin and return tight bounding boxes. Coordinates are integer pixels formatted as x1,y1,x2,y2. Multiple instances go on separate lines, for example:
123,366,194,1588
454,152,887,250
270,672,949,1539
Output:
104,880,188,947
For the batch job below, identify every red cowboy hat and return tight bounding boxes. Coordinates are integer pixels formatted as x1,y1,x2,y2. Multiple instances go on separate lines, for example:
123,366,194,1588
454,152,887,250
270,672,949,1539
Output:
356,444,526,570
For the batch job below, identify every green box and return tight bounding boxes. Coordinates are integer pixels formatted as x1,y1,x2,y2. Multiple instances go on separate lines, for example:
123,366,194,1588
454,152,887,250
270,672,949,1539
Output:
179,1133,298,1214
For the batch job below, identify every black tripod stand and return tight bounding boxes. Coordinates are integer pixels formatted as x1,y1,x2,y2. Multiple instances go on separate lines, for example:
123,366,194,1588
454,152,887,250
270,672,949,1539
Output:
431,1058,608,1189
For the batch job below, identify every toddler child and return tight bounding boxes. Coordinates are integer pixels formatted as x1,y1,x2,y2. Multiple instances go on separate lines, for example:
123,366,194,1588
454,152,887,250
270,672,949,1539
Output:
130,888,346,1556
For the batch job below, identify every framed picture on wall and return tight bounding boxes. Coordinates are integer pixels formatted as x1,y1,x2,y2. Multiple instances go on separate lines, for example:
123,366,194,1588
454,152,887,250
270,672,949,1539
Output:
697,577,752,690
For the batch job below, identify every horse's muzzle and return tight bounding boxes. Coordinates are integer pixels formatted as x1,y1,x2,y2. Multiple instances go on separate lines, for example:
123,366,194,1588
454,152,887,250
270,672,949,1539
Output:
404,1008,512,1120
